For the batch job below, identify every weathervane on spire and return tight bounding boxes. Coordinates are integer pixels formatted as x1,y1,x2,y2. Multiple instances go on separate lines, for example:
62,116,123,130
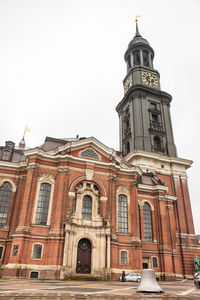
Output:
19,125,30,149
135,15,142,23
135,15,142,37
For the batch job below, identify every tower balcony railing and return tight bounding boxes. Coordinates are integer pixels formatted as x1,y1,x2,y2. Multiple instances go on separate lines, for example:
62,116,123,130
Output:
150,121,163,132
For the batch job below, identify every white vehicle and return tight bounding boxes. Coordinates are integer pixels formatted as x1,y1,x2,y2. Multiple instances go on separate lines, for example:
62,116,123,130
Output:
119,273,141,282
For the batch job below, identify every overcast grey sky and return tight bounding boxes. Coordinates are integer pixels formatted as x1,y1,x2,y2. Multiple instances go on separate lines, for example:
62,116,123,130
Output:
0,0,199,233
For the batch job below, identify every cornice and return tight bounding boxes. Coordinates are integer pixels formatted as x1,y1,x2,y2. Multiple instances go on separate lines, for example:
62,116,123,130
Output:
0,160,27,170
126,150,192,170
137,183,168,193
23,144,143,176
116,84,172,113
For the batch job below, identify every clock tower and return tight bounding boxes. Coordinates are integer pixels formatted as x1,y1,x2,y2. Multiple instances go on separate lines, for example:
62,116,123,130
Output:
116,20,177,158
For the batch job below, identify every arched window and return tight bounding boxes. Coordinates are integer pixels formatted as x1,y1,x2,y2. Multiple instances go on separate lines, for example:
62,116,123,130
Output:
127,55,131,69
32,244,43,259
118,194,128,233
154,136,162,151
152,256,158,268
82,195,92,219
35,183,51,225
120,250,128,265
143,50,149,67
143,202,153,242
0,182,12,227
133,51,140,65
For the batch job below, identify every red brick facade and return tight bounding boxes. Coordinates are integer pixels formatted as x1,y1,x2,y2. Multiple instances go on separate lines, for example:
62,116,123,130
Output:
0,137,199,280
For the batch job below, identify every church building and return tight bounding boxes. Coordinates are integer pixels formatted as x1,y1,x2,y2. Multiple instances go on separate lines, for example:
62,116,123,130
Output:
0,22,199,280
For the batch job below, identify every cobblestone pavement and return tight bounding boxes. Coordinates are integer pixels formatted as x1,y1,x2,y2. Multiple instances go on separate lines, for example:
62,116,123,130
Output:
0,279,199,299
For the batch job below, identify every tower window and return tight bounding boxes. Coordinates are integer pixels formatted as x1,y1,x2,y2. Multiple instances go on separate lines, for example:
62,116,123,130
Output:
118,194,128,234
143,50,150,67
152,114,159,123
82,195,92,219
150,102,157,111
127,55,131,68
133,51,140,65
154,136,162,151
143,202,153,242
151,54,153,68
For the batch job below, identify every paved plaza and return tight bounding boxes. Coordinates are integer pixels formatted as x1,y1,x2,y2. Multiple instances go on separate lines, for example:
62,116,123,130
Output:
0,279,199,299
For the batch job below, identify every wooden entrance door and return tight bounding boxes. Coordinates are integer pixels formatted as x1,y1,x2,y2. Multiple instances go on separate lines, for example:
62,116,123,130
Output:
76,238,91,274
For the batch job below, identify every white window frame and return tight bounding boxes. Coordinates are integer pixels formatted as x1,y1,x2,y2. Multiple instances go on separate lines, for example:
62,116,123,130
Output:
120,249,128,265
31,243,44,260
116,186,130,234
32,174,55,226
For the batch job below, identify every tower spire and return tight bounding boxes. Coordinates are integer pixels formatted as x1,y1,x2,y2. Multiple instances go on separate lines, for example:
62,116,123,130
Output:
135,15,141,37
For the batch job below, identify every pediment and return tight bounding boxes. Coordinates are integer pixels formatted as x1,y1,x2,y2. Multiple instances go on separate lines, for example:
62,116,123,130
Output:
53,137,116,163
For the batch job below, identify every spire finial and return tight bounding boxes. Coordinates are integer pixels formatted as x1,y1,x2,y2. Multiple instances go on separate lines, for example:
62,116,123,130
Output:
19,125,30,149
135,15,142,37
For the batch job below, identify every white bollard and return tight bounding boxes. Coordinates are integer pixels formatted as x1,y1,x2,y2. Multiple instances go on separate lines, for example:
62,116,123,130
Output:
137,269,163,293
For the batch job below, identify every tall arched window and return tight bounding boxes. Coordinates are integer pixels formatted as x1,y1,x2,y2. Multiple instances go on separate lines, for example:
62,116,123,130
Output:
143,50,149,67
143,202,153,242
120,250,128,265
35,183,51,225
118,194,128,233
0,182,12,227
127,55,131,69
82,195,92,219
32,244,43,259
133,50,140,65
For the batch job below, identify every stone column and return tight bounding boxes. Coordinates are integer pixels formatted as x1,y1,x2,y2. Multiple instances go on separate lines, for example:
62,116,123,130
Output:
140,50,143,65
107,234,110,268
130,53,134,67
63,229,69,266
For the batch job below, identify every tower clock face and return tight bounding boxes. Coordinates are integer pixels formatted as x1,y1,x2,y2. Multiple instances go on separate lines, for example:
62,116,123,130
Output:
142,72,159,87
124,76,133,93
